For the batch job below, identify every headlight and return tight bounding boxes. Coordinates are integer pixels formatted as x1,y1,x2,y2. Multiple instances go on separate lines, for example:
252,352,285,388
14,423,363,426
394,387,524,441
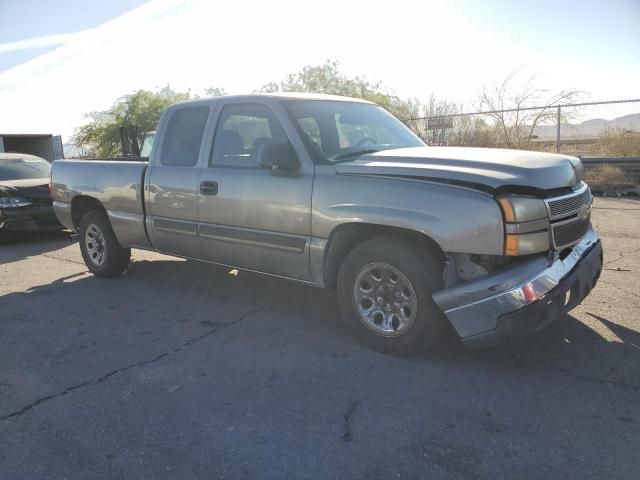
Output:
0,197,32,208
498,195,550,255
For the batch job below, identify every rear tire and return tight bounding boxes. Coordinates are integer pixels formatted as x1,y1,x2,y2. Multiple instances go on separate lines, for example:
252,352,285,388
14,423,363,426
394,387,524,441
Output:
79,210,130,277
337,236,446,355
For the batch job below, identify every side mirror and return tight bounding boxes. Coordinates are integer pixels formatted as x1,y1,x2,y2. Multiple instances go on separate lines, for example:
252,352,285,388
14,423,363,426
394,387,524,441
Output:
257,142,299,172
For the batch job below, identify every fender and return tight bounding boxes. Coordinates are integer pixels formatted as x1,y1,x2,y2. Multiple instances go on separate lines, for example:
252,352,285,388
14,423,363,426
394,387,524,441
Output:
309,165,505,285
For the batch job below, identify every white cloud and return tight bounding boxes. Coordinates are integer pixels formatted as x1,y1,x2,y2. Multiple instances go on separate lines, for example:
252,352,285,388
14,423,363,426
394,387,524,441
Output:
0,32,78,53
0,0,637,141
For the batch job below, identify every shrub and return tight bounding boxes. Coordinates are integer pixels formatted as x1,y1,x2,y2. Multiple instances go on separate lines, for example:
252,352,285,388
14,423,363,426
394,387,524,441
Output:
598,129,640,157
583,164,633,191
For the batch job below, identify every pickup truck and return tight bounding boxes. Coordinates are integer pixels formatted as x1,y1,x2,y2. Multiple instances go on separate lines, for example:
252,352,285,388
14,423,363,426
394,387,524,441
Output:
51,93,602,354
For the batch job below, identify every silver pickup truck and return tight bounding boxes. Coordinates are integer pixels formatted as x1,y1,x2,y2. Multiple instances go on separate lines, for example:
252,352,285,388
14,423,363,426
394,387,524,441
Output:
51,93,602,354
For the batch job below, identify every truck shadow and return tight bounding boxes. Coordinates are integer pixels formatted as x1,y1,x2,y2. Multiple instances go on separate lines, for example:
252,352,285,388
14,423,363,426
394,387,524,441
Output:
2,252,638,392
438,310,640,390
0,230,73,265
127,258,640,389
126,257,342,325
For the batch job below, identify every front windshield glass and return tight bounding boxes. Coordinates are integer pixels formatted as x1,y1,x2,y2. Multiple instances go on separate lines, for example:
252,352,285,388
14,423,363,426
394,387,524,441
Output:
0,157,51,181
283,100,424,163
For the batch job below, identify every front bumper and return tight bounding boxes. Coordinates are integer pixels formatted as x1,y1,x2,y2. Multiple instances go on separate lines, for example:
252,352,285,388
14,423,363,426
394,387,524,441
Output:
433,228,602,346
0,204,63,232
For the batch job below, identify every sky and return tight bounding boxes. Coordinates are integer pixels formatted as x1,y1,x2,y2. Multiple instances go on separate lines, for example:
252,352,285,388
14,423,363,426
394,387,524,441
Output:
0,0,638,141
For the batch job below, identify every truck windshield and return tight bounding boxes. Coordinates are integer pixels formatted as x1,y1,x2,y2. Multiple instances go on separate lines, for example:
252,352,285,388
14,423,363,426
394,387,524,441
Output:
283,100,424,163
0,157,51,181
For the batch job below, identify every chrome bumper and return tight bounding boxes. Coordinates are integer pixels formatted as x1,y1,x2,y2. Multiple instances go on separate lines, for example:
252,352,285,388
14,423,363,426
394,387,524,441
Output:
433,228,602,344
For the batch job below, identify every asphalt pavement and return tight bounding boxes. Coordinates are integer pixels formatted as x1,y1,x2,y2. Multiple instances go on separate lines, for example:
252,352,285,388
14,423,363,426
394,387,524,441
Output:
1,197,639,479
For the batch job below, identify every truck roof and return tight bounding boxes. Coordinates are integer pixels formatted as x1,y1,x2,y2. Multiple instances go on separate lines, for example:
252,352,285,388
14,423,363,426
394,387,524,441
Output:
171,92,374,108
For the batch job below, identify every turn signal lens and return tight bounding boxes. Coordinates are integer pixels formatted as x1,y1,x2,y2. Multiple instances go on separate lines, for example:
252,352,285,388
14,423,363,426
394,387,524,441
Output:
498,197,516,222
505,234,519,256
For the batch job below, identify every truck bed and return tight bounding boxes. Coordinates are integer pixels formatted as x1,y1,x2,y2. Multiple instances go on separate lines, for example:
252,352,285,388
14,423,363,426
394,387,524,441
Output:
51,159,150,248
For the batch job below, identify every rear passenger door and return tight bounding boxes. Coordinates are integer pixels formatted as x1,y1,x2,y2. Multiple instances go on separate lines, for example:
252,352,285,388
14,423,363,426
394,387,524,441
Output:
197,101,313,281
145,105,210,258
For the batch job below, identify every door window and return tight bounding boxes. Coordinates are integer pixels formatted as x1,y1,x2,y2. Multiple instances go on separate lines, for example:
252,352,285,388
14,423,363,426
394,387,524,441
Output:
211,104,287,167
296,117,323,153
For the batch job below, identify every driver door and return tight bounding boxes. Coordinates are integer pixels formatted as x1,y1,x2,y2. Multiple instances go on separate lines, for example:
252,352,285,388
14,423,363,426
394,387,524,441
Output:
197,101,314,281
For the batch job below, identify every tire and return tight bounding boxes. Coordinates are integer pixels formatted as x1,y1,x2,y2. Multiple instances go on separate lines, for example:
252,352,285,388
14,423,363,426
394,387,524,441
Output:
79,210,130,277
337,236,446,355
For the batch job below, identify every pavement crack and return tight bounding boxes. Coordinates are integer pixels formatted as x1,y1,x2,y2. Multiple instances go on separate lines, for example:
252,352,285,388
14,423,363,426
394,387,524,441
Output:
41,254,85,266
0,305,264,421
342,399,361,442
544,361,640,393
505,346,640,393
603,246,640,267
598,278,640,300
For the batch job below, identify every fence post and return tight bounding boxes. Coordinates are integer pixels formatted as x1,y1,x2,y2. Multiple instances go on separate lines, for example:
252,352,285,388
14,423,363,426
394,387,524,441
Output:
556,105,561,153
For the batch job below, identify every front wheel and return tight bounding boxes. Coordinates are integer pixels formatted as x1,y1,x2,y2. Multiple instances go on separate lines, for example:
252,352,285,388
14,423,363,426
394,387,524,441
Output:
79,210,130,277
337,236,446,355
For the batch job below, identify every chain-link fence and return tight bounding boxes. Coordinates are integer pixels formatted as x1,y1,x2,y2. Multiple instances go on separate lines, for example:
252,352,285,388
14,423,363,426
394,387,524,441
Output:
407,99,640,159
404,99,640,189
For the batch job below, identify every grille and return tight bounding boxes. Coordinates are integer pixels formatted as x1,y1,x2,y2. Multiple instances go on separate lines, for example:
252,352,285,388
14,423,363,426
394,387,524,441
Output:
552,217,590,249
546,186,592,220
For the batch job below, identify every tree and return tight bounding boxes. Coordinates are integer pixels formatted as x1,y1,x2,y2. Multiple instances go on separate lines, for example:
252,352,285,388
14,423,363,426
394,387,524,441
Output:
73,86,193,157
74,85,227,157
204,86,227,98
402,95,461,144
478,70,583,149
257,60,412,121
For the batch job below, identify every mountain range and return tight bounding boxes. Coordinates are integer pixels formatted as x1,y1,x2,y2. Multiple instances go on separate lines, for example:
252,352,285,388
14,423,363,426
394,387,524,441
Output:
533,113,640,140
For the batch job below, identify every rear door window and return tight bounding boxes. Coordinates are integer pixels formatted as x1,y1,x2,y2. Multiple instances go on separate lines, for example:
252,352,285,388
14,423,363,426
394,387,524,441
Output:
160,106,209,166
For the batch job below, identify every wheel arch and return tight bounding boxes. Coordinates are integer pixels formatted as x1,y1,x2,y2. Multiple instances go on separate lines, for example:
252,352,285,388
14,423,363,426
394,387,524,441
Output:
323,222,445,289
70,195,106,230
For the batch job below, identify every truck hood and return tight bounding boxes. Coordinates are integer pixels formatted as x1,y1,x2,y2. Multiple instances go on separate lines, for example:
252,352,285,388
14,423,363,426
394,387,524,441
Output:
334,147,583,192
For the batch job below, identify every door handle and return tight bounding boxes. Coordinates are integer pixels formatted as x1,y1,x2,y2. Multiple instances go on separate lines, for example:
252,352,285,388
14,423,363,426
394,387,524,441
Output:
200,181,218,196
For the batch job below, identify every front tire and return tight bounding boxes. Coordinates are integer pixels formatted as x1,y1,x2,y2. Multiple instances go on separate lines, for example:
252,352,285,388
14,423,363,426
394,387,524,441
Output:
337,236,446,355
79,210,130,277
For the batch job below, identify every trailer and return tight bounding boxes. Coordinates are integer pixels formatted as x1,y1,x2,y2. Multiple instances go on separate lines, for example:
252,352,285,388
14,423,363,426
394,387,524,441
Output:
0,134,64,162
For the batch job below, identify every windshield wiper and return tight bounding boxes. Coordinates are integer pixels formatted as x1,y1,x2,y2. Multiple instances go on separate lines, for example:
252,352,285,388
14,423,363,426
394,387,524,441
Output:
330,149,381,162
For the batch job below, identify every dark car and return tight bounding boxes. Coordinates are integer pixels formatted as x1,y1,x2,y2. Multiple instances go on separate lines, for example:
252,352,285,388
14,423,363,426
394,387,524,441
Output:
0,153,62,233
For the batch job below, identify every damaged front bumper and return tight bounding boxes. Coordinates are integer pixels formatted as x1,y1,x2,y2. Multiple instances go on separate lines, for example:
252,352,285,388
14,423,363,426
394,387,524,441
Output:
433,228,602,346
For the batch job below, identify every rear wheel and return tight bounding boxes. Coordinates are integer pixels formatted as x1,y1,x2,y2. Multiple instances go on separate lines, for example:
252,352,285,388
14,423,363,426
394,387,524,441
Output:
337,236,446,355
79,210,130,277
